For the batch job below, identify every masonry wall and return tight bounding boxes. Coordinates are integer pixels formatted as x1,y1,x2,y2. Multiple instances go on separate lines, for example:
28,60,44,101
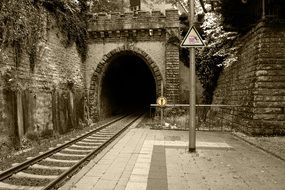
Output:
0,16,85,147
86,41,166,90
165,29,180,103
87,9,180,120
208,22,285,135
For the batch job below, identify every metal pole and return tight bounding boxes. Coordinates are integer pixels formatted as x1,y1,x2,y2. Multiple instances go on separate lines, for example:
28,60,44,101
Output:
188,0,196,152
161,81,164,127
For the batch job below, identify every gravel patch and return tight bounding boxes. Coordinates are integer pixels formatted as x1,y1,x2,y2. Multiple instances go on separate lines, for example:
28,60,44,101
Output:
3,176,51,186
24,168,63,176
67,146,97,150
39,160,74,167
60,150,89,155
51,155,82,161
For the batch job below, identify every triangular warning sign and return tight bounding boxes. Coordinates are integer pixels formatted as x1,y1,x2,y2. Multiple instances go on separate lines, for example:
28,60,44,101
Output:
180,26,205,48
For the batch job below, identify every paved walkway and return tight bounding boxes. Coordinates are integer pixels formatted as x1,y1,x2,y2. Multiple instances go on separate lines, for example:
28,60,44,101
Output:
60,124,285,190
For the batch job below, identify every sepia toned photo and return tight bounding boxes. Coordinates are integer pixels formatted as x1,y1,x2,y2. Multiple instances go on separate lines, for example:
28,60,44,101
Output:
0,0,284,189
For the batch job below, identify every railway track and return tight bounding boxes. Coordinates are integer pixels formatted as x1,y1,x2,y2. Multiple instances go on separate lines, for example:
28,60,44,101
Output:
0,114,143,190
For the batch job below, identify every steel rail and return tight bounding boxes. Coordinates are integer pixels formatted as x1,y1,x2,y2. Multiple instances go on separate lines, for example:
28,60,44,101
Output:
150,104,241,107
43,114,143,190
0,115,127,182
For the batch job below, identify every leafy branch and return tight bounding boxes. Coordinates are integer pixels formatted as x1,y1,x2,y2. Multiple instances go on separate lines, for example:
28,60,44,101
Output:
179,5,238,104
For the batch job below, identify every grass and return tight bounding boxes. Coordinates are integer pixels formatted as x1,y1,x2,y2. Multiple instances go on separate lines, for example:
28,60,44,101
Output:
147,113,232,131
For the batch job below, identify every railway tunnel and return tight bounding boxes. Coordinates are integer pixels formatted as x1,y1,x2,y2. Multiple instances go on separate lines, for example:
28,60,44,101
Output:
100,52,157,117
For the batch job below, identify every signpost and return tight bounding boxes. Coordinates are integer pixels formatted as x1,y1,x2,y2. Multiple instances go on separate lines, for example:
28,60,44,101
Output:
157,81,166,127
180,26,205,47
157,96,167,107
180,0,205,152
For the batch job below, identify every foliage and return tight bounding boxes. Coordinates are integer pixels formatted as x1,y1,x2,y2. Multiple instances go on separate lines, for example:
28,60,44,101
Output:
220,0,285,33
197,12,238,104
0,0,89,70
179,4,238,104
25,131,40,143
40,128,54,139
1,66,26,91
0,0,45,68
179,13,190,66
89,0,123,13
42,0,88,62
196,50,223,104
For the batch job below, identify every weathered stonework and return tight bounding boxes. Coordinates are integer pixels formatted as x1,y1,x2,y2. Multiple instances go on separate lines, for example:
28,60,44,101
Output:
165,28,180,103
0,15,85,146
89,45,163,120
208,22,285,135
87,10,180,120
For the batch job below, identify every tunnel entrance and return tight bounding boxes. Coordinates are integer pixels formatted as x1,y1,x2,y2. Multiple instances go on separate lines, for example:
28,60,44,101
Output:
100,52,156,116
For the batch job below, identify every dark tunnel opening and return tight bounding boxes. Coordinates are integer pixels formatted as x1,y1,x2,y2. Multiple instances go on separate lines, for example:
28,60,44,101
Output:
101,52,156,116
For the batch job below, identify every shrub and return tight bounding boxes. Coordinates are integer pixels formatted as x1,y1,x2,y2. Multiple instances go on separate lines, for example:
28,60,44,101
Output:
25,131,40,142
40,128,54,139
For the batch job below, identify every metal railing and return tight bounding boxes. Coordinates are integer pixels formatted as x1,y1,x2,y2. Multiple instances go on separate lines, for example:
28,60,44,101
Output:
149,104,241,132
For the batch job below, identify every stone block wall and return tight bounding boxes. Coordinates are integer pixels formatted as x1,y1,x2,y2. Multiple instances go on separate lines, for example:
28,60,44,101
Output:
164,10,180,103
0,15,85,146
87,9,181,110
165,30,180,103
208,22,285,135
88,9,179,31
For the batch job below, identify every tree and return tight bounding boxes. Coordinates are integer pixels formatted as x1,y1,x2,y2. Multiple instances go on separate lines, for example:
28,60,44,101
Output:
0,0,45,68
178,1,238,104
220,0,285,33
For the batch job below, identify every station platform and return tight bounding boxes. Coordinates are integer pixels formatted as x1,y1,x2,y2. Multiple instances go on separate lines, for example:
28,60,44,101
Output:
60,122,285,190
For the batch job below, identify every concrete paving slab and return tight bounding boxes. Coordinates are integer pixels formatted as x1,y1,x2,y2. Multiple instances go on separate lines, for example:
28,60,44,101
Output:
125,182,147,190
62,127,285,190
132,168,149,175
70,176,99,190
129,174,148,183
91,179,118,190
113,177,129,190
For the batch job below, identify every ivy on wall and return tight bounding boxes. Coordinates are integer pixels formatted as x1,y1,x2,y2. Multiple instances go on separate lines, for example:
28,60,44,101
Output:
0,0,88,71
42,0,88,63
0,0,45,68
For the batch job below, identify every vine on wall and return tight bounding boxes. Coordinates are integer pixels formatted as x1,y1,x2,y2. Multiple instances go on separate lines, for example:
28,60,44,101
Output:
0,0,88,72
0,0,45,68
42,0,88,63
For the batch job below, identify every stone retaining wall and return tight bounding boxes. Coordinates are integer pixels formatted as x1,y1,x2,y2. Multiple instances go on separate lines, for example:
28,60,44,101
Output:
0,15,85,146
208,22,285,135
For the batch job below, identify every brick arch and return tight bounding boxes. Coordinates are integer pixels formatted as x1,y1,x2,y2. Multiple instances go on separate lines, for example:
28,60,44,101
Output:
89,45,163,120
